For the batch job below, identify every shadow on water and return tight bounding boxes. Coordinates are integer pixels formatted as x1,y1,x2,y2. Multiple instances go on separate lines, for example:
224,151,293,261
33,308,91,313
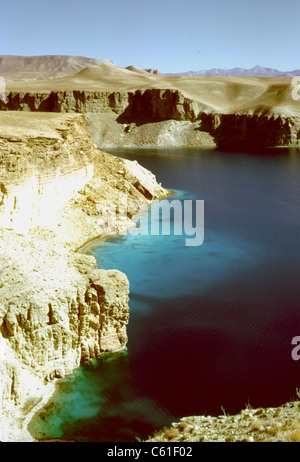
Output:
28,350,175,442
29,257,300,442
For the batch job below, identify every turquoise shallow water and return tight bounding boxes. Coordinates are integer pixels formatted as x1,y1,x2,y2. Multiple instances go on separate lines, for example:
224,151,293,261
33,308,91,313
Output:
89,189,259,301
29,147,300,442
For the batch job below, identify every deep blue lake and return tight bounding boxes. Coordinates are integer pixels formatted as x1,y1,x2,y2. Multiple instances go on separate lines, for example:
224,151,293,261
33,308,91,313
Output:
29,147,300,442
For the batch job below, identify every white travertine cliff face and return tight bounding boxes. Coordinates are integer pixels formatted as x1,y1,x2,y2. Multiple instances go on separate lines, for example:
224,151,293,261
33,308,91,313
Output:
0,113,94,232
0,165,94,231
0,112,168,441
0,237,130,378
0,230,131,442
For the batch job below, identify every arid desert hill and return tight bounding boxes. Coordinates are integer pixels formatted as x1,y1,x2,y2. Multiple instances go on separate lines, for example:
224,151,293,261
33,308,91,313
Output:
1,55,300,148
4,60,300,116
0,55,114,79
1,57,300,443
0,55,160,81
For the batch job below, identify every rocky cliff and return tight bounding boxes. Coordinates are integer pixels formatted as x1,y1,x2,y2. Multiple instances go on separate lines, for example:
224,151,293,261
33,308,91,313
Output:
0,237,130,441
0,89,199,121
0,111,168,441
200,112,300,148
0,112,94,232
1,88,299,148
0,237,130,378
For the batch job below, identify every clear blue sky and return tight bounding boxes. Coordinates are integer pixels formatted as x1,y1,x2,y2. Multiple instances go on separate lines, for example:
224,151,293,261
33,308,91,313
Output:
1,0,299,73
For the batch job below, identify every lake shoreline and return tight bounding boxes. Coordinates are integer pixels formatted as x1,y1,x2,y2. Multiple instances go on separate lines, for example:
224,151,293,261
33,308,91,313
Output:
26,146,300,442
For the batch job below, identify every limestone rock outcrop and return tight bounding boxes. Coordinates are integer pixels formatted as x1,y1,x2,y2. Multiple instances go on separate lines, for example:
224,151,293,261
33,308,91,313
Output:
0,113,94,232
200,112,300,148
0,239,129,380
0,111,168,441
1,88,299,148
0,242,130,440
0,89,199,121
143,69,161,75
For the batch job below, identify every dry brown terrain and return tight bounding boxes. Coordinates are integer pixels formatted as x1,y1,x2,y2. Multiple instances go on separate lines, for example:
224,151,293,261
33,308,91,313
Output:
0,55,113,80
1,56,300,149
3,60,299,117
1,57,300,442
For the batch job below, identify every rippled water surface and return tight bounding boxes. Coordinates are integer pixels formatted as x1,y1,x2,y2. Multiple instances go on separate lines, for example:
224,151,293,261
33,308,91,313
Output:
29,147,300,442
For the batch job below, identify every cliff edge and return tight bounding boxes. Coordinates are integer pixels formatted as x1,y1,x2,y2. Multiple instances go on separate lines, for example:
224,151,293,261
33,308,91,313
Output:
0,111,168,441
2,63,300,148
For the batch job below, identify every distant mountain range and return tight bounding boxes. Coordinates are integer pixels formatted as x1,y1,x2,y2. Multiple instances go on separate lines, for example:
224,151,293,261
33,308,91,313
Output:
163,65,300,78
0,56,299,80
0,55,160,80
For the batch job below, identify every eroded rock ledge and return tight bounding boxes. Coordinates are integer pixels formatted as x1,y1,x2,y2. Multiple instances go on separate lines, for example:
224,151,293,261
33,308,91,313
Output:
0,112,168,441
1,88,300,148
